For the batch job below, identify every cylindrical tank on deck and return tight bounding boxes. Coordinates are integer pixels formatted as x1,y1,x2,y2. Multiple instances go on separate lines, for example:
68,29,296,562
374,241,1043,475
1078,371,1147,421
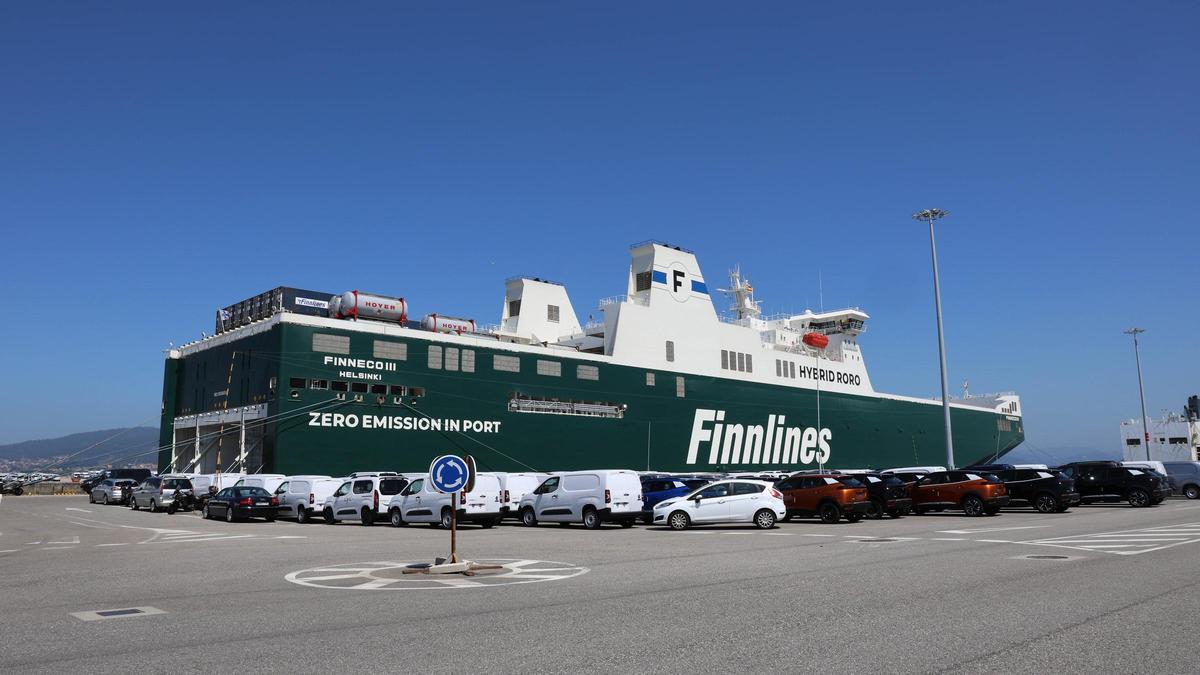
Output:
334,291,407,322
421,313,476,334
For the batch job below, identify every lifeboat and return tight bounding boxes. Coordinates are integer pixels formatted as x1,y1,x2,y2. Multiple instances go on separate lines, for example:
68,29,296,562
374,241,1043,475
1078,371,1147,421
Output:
802,332,829,349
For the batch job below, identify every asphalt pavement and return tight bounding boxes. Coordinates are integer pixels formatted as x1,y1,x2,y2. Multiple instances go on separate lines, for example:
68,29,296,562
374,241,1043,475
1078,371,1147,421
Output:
2,494,1199,674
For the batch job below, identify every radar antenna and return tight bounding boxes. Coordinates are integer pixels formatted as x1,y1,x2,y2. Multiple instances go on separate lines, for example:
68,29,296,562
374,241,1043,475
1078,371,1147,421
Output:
962,379,970,398
717,266,761,320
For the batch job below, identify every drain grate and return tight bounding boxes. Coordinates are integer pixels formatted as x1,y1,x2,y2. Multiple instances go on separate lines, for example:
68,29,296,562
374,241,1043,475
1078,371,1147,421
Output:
96,609,143,617
71,606,165,622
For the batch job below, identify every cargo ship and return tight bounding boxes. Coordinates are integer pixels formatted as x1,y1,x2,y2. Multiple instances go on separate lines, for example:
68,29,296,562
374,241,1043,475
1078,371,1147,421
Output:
158,241,1024,476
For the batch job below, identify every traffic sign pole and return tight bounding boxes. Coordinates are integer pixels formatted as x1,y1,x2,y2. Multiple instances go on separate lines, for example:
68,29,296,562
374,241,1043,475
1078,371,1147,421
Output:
450,491,458,563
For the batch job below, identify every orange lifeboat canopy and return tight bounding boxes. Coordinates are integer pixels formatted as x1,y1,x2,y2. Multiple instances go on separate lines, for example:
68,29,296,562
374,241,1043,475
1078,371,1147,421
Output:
802,332,829,349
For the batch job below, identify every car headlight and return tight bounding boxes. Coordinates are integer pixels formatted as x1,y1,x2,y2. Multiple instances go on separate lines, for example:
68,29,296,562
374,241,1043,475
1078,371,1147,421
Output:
655,500,676,510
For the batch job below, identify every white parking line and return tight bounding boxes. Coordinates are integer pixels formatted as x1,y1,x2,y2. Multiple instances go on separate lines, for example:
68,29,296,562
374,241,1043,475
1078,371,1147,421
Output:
96,543,128,547
800,533,836,537
976,539,1013,543
931,538,965,541
1022,521,1200,556
42,546,75,550
938,525,1051,535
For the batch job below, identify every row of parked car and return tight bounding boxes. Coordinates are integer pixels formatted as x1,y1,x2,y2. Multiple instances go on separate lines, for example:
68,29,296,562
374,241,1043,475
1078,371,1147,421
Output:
81,458,1196,531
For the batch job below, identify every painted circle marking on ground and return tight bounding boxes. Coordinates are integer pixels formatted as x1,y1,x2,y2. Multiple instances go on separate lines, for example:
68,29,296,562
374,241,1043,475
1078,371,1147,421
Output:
285,558,589,590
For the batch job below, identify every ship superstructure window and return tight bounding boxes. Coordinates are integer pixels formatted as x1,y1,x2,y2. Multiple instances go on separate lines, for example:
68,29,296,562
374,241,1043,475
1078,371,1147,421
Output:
445,347,460,372
775,360,796,379
509,299,521,317
736,352,745,372
494,354,521,373
351,382,368,393
675,376,685,398
722,350,729,370
371,384,386,394
646,372,655,386
1170,437,1188,444
331,381,349,392
789,362,795,378
1125,438,1141,446
666,341,675,362
547,305,560,323
428,346,442,369
289,378,306,389
577,364,599,381
310,379,328,389
389,385,406,396
722,350,752,373
536,360,562,377
462,349,475,373
373,340,407,361
313,333,350,355
635,271,652,292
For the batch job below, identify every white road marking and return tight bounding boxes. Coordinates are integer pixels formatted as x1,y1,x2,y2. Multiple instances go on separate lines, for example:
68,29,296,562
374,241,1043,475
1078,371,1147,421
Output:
1022,521,1200,556
25,542,41,545
274,535,306,539
938,525,1051,535
0,549,19,553
931,537,965,541
800,533,836,537
43,546,76,550
976,539,1012,543
96,543,128,547
65,507,92,513
762,532,794,536
48,536,80,545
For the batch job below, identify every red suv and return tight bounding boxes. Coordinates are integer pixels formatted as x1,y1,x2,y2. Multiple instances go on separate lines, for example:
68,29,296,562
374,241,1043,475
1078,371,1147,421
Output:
775,474,871,523
910,470,1009,517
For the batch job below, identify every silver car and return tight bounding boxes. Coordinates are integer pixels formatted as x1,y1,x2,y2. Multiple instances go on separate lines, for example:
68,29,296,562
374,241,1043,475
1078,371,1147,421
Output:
89,478,137,505
130,477,195,512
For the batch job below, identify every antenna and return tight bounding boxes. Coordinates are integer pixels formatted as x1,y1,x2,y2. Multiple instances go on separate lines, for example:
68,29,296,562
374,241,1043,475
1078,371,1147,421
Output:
962,379,970,398
818,270,824,313
716,266,761,320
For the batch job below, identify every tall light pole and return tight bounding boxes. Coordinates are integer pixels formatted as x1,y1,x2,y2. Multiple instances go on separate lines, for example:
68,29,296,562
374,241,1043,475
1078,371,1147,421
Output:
913,208,955,469
1124,328,1152,461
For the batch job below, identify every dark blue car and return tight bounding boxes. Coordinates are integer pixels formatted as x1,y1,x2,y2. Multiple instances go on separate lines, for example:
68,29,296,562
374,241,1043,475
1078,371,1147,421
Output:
640,477,693,523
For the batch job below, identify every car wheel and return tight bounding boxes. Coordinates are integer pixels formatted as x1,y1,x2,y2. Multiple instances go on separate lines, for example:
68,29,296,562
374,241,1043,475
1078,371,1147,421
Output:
754,509,776,529
867,499,885,520
360,508,374,526
962,495,985,517
296,506,309,524
1034,493,1059,514
102,494,109,505
886,510,904,519
1127,488,1150,508
668,510,690,530
779,513,793,523
619,519,634,528
1184,485,1200,500
911,506,925,515
167,503,176,515
440,508,453,530
582,507,600,530
389,508,404,527
202,505,211,519
1056,503,1071,513
480,518,496,529
265,515,276,522
1151,497,1164,505
323,507,335,524
818,502,841,524
149,499,158,513
226,506,235,523
845,513,862,523
521,508,537,527
88,492,95,504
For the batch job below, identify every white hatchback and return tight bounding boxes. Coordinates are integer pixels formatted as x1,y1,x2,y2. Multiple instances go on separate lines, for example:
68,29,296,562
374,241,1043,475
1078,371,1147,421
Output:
652,480,785,530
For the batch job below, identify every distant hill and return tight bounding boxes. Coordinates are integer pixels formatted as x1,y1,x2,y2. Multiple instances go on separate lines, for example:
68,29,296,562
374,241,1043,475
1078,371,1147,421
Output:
0,427,159,467
1000,444,1121,466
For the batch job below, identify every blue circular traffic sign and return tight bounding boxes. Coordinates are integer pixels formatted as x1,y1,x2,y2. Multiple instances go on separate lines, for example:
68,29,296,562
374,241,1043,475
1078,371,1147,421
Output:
429,454,469,493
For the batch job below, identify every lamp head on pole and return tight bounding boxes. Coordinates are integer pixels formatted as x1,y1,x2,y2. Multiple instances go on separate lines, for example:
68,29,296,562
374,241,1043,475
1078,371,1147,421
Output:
1124,327,1145,336
912,208,949,222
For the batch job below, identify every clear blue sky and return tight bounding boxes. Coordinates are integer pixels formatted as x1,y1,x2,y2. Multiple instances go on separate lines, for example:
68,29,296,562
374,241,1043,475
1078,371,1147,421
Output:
2,2,1197,459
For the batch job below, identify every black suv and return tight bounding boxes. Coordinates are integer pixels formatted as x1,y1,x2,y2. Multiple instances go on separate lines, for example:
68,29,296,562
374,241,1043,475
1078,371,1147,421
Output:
840,473,912,519
1056,461,1169,507
973,465,1079,513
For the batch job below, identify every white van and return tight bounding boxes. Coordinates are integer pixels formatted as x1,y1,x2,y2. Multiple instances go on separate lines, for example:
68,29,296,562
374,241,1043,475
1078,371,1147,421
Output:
488,472,550,518
275,475,341,523
234,473,288,494
517,470,643,529
387,473,503,529
191,472,246,496
323,474,413,525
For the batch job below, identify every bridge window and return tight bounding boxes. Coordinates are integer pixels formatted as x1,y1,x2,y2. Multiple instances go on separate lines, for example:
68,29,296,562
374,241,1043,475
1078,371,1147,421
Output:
666,341,675,362
635,271,652,292
547,305,560,323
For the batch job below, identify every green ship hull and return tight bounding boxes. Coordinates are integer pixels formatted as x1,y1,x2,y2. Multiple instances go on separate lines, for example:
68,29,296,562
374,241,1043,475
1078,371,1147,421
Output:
159,321,1024,476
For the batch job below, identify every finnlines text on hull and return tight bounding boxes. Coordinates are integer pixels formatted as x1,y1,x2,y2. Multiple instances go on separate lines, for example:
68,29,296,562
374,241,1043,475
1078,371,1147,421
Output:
686,409,831,465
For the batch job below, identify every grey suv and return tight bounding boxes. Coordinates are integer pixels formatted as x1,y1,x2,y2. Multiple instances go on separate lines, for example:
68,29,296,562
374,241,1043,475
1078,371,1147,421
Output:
1163,462,1200,499
89,478,137,505
131,477,194,512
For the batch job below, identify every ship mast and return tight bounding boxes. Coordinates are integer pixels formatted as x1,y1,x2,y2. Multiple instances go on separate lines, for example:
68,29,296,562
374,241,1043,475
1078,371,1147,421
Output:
720,266,761,320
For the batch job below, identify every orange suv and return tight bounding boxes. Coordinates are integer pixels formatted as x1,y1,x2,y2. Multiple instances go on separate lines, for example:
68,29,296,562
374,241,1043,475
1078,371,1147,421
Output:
775,473,871,523
911,470,1009,517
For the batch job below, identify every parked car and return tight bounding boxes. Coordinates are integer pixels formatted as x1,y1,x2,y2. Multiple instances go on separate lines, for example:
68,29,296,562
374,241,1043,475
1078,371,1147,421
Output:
843,472,912,518
518,470,643,529
89,478,137,505
775,474,871,523
910,470,1009,516
80,468,152,494
323,474,412,525
980,466,1079,513
640,477,694,523
130,476,195,513
1056,461,1170,507
275,475,341,523
233,474,288,494
202,486,279,522
652,480,785,530
1161,461,1200,499
190,473,246,502
388,473,504,528
488,472,550,519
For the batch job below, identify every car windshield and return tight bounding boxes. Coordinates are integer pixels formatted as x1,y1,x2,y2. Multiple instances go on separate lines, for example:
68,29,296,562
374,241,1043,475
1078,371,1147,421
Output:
163,479,193,490
235,487,271,497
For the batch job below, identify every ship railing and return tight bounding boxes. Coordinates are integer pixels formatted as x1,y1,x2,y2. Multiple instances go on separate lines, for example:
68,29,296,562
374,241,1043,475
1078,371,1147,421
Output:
598,294,649,308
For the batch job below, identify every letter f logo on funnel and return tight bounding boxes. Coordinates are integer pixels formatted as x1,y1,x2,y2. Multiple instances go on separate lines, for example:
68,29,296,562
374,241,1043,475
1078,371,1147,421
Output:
667,262,690,303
